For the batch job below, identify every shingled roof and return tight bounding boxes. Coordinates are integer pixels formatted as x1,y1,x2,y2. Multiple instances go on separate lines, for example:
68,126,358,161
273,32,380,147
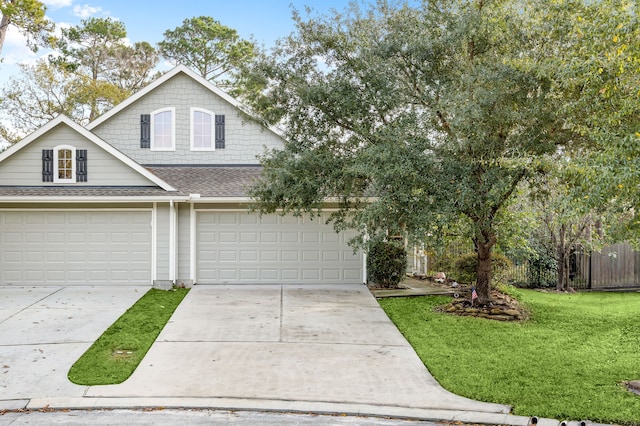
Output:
0,166,263,200
146,166,262,198
0,186,172,198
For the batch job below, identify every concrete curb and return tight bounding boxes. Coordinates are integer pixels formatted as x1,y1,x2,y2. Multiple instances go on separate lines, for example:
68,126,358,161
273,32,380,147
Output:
0,397,563,426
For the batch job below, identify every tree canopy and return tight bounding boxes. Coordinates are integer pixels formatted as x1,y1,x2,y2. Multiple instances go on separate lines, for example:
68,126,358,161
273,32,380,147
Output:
0,0,54,56
248,0,638,303
158,16,257,93
0,17,159,142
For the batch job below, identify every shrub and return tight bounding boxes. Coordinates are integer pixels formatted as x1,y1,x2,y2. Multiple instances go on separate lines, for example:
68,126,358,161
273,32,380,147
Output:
367,241,407,288
454,252,513,285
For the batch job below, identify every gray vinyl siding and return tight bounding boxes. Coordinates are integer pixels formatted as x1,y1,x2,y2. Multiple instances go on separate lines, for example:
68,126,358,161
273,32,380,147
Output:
0,124,155,187
177,203,191,281
91,73,284,165
155,203,171,280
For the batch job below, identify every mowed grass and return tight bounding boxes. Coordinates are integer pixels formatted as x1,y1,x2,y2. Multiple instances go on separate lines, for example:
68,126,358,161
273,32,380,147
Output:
379,290,640,425
68,288,189,385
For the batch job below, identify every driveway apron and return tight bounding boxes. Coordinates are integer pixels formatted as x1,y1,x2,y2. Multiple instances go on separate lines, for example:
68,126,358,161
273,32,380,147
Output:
87,284,508,413
0,286,146,401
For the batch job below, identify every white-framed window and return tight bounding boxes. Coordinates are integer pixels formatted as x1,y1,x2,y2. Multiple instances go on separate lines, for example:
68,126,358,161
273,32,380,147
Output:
53,145,76,183
190,107,215,151
151,107,175,151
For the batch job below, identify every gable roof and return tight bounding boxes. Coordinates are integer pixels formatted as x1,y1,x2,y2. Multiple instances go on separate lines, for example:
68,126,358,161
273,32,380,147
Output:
86,65,284,140
0,115,177,192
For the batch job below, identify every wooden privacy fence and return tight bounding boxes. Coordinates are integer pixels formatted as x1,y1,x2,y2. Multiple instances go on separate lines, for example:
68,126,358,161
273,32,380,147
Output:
574,242,640,290
417,241,640,290
507,242,640,290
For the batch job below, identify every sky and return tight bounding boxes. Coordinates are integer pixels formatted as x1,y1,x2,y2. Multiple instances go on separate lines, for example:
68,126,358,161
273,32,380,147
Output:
0,0,357,85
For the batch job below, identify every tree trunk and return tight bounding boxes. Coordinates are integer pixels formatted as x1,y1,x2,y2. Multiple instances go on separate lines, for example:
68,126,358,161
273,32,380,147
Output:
557,247,566,290
0,13,10,56
474,225,497,305
476,243,492,305
556,224,566,290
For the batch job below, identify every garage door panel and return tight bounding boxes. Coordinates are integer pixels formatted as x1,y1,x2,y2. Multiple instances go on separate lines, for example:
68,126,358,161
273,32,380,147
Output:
281,251,299,262
282,269,300,280
261,269,278,280
67,251,87,262
344,268,362,280
219,232,236,243
5,251,22,262
0,211,151,286
47,232,66,243
197,212,362,284
47,251,65,262
4,232,22,243
282,232,298,243
260,251,278,262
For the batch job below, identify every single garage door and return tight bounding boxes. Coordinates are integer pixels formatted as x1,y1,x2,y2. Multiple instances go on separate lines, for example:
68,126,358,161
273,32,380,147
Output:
196,211,362,284
0,210,152,286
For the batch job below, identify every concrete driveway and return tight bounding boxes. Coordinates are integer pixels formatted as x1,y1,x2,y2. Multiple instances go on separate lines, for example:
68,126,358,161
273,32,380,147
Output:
2,284,526,424
0,286,146,405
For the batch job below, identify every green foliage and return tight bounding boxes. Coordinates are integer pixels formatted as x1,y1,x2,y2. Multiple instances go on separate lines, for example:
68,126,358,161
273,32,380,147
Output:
367,240,407,288
379,291,640,424
158,16,256,94
0,16,158,135
454,252,513,285
68,288,189,385
249,0,588,302
0,0,55,55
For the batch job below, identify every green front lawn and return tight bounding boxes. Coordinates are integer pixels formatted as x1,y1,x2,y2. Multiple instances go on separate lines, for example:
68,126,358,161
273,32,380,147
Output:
68,288,189,385
379,290,640,425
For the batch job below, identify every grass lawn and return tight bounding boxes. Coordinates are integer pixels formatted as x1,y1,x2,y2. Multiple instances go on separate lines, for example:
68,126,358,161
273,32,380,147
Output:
68,288,189,385
379,289,640,425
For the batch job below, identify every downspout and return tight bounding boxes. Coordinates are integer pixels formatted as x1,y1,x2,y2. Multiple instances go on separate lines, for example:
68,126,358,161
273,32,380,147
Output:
189,194,200,283
169,199,176,284
151,202,157,284
362,231,369,285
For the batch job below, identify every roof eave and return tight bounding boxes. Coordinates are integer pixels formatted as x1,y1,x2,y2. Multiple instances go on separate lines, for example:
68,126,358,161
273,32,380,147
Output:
0,196,190,203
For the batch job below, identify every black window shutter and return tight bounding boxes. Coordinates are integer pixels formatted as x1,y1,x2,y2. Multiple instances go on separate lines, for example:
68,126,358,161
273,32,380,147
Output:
42,149,53,182
215,114,225,149
140,114,151,148
76,149,88,182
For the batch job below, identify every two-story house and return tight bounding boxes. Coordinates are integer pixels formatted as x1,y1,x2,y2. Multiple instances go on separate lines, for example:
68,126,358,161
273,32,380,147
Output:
0,65,364,287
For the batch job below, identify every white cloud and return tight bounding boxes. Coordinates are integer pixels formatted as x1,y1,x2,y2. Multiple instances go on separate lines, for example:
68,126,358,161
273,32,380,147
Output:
41,0,74,8
72,4,104,18
1,24,39,65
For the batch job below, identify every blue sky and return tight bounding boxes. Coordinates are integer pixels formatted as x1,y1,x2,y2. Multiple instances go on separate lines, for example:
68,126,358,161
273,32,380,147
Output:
0,0,356,84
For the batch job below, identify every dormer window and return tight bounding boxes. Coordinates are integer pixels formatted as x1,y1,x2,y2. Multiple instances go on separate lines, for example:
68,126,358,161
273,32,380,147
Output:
150,107,175,151
42,145,88,183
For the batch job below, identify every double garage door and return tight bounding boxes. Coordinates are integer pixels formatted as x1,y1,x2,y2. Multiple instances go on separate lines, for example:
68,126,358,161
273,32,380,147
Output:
0,209,362,286
0,210,152,286
196,211,362,284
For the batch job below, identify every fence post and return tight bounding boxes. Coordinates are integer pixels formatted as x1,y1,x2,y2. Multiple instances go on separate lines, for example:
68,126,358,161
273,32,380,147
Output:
588,251,592,290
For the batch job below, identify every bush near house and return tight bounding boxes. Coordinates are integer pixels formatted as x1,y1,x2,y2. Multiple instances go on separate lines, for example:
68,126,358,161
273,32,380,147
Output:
367,240,407,288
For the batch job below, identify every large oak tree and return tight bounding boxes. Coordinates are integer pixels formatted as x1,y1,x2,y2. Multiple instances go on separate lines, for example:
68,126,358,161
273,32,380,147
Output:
248,0,588,304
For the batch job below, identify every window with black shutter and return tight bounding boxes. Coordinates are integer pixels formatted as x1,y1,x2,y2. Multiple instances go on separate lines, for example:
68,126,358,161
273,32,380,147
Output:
76,149,88,182
215,114,225,149
140,114,151,148
42,149,54,182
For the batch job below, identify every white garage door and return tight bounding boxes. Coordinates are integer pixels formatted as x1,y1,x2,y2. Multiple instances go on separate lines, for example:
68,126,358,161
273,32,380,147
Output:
196,211,362,284
0,210,152,286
